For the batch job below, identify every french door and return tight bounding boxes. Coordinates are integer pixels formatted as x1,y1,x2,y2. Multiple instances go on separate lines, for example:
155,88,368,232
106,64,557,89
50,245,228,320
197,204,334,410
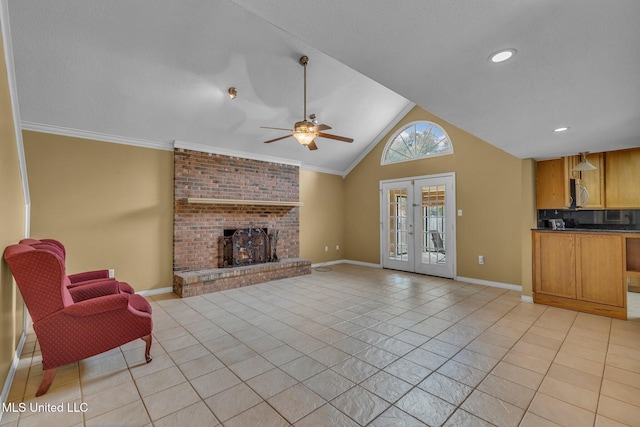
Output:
380,174,456,278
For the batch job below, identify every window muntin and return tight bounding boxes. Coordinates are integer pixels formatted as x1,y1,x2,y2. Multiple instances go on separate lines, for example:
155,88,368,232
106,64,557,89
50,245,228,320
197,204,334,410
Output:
382,121,453,165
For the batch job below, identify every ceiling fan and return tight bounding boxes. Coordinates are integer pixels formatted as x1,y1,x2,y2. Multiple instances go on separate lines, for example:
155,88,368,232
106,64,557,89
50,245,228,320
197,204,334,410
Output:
262,55,354,150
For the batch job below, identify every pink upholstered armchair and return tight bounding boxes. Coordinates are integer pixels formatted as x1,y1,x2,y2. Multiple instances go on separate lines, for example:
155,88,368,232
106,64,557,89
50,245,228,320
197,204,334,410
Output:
3,243,153,396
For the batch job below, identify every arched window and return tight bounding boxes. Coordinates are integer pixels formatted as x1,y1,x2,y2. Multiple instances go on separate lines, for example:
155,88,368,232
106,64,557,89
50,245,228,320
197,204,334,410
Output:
382,121,453,165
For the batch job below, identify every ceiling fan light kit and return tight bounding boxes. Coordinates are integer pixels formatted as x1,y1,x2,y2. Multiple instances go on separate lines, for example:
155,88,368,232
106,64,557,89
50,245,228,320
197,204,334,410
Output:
293,121,317,146
261,55,353,150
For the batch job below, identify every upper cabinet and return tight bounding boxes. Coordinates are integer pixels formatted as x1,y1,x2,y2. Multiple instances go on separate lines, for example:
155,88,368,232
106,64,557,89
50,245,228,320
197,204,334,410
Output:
605,148,640,208
536,158,568,209
536,148,638,209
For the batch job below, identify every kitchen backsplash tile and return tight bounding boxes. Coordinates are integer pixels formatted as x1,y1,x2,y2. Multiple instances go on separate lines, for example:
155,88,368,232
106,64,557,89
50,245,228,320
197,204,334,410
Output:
537,209,640,230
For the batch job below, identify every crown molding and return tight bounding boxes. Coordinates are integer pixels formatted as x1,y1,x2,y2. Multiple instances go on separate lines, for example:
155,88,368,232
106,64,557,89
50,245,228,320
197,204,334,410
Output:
21,121,174,151
20,106,417,176
174,140,303,167
342,101,415,178
299,164,343,176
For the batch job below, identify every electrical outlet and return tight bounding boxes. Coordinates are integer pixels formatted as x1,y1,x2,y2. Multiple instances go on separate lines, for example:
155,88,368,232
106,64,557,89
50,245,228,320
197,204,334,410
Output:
478,255,484,265
336,245,340,251
108,269,115,278
324,246,329,252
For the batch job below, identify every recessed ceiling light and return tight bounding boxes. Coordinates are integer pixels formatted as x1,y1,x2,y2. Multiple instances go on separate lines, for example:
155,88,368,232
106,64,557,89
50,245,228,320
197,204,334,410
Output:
554,127,569,133
489,49,516,63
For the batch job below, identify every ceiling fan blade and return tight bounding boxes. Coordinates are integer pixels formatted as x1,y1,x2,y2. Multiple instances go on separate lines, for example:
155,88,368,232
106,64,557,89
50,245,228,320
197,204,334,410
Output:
311,123,331,132
261,126,294,131
264,134,293,144
317,132,354,143
307,140,318,150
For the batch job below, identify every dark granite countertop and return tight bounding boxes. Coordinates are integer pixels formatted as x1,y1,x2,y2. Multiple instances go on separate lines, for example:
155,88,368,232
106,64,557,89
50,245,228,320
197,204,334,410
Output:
533,228,640,234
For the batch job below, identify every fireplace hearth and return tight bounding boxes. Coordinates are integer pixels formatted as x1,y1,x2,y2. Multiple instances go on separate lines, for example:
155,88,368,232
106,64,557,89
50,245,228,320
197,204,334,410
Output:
218,227,278,267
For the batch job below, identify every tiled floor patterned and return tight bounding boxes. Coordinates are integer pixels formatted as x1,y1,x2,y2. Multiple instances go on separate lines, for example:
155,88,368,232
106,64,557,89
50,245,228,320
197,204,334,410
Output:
2,264,640,426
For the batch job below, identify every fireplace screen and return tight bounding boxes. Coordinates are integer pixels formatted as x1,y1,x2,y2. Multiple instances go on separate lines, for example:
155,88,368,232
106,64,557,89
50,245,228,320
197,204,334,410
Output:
218,227,277,267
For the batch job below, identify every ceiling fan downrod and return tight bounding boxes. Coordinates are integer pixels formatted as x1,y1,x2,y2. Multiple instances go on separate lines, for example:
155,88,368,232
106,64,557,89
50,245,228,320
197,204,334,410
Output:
299,55,309,121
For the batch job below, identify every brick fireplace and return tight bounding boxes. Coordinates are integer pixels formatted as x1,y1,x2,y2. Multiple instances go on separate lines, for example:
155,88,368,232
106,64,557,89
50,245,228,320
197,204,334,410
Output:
172,147,311,297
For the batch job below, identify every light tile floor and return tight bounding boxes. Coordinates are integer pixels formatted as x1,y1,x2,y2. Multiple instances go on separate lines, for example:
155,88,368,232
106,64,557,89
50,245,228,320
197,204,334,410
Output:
3,264,640,426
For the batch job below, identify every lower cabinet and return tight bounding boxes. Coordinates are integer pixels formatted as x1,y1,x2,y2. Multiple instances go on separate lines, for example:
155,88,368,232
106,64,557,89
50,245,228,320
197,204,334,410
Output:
533,231,626,319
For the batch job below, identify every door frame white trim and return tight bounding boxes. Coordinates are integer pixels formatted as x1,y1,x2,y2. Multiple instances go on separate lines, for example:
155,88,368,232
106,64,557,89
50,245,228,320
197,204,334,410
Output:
380,172,456,279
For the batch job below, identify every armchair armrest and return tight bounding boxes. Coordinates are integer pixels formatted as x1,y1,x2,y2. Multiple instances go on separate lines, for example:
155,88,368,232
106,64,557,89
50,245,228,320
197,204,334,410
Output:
69,270,111,283
63,294,129,317
66,277,116,289
68,280,120,302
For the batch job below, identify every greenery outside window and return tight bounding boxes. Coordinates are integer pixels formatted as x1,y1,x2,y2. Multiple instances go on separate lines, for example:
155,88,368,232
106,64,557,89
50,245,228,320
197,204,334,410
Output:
382,121,453,165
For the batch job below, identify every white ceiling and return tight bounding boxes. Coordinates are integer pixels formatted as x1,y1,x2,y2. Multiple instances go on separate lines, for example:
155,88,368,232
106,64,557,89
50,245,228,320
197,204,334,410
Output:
7,0,640,175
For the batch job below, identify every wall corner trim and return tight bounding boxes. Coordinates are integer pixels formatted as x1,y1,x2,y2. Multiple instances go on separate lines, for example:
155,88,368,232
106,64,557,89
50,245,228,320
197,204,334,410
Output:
0,331,26,421
1,0,30,236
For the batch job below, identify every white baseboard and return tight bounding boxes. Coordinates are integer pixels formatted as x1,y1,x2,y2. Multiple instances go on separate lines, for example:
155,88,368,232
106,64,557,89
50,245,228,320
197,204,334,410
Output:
1,331,26,422
312,260,342,268
456,276,522,292
343,259,382,269
311,259,382,269
138,286,173,297
521,295,534,303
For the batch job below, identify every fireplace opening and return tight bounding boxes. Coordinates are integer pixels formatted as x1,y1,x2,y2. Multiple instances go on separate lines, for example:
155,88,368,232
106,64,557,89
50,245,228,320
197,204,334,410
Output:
218,227,278,267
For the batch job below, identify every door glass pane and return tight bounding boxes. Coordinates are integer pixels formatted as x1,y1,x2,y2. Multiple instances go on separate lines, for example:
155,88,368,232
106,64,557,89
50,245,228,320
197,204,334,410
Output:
421,185,446,265
388,189,408,261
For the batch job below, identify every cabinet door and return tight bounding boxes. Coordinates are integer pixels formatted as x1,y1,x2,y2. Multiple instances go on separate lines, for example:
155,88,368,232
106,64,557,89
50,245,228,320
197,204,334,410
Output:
576,234,624,307
536,159,568,209
605,148,640,208
534,232,576,298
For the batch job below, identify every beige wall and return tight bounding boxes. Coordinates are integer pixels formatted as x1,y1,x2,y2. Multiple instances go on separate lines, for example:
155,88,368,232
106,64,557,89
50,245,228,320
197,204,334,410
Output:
19,106,538,296
1,29,26,398
344,106,537,289
22,131,174,291
299,169,345,263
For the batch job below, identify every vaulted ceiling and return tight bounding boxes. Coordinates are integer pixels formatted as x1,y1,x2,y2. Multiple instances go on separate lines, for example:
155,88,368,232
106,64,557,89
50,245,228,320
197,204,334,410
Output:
7,0,640,175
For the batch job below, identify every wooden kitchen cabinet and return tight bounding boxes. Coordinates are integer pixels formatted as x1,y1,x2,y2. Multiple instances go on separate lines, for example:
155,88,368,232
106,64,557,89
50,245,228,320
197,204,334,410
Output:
605,148,640,208
576,234,624,307
537,148,640,209
538,154,604,209
533,230,626,319
533,232,575,298
536,158,568,209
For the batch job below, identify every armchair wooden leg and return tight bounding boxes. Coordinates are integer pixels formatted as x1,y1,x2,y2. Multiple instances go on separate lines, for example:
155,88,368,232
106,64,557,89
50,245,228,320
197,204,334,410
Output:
36,368,56,397
141,335,152,363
